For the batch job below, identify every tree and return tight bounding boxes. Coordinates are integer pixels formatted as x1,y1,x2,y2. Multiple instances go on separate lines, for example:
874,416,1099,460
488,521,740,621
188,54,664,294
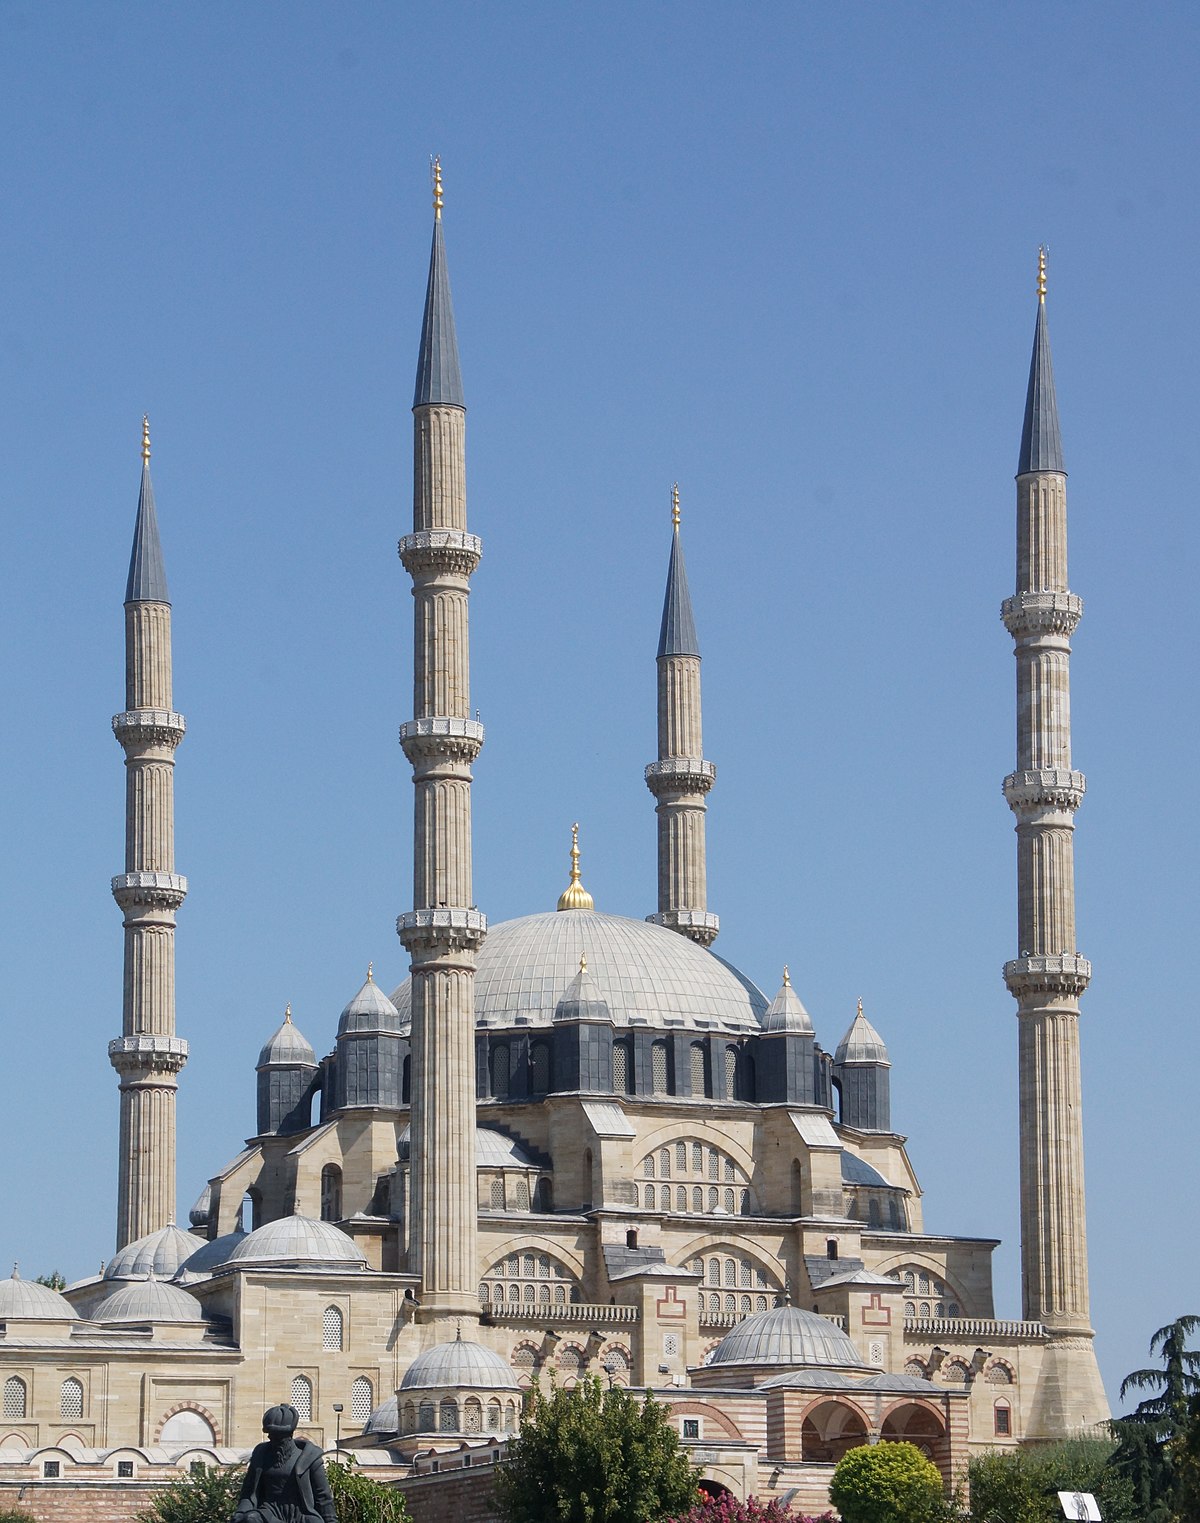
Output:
1109,1314,1200,1522
495,1375,699,1523
136,1456,410,1523
828,1441,945,1523
967,1437,1135,1523
34,1271,66,1290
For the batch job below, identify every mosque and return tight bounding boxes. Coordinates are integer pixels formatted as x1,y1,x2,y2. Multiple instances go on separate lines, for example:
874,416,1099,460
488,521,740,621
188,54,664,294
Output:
0,173,1108,1515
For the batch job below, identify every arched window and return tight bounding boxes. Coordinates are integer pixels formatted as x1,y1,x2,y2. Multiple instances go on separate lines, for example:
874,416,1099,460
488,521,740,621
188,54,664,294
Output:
659,1147,671,1179
986,1362,1014,1385
994,1401,1011,1436
651,1040,670,1094
490,1177,505,1209
692,1186,703,1211
439,1398,458,1432
463,1397,482,1433
675,1142,687,1171
536,1177,553,1212
514,1177,530,1210
320,1164,342,1223
739,1049,755,1100
402,1401,416,1434
322,1305,344,1351
60,1378,83,1420
868,1198,881,1228
529,1041,551,1095
291,1375,313,1421
350,1378,373,1423
238,1188,262,1233
690,1042,711,1098
612,1040,632,1094
160,1408,216,1444
490,1045,510,1099
3,1376,27,1419
401,1055,411,1105
644,1184,655,1210
418,1400,435,1432
487,1400,502,1431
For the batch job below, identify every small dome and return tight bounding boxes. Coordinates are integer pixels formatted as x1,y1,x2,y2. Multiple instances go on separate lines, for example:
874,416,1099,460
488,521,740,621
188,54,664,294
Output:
338,972,403,1036
91,1277,206,1323
104,1224,206,1281
834,1001,889,1065
173,1229,248,1284
0,1268,78,1320
189,1184,212,1229
363,1395,398,1435
225,1215,368,1270
708,1305,868,1372
840,1151,890,1188
258,1008,317,1068
398,1124,539,1169
400,1336,521,1392
761,970,814,1035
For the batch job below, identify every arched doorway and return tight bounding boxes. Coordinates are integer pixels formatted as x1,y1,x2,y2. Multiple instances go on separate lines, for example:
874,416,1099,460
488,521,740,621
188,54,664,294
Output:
800,1400,868,1464
697,1479,732,1502
880,1402,951,1479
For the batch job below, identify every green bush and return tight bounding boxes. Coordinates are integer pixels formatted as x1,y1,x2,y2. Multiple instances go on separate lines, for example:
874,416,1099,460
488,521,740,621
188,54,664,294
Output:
135,1454,410,1523
0,1508,40,1523
326,1459,412,1523
968,1437,1135,1523
829,1441,946,1523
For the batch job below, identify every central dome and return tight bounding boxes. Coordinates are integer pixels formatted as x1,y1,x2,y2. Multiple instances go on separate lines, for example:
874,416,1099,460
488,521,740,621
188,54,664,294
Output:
390,911,766,1034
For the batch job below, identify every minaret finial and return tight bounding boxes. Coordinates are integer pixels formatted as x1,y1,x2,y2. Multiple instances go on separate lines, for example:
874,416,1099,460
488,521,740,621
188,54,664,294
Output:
557,822,595,911
367,961,374,983
1037,245,1047,305
284,1003,292,1023
432,156,443,220
141,414,151,464
671,482,680,530
857,996,864,1019
783,965,790,987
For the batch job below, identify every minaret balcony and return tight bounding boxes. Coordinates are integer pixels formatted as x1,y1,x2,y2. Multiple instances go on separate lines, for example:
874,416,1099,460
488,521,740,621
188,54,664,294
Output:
112,709,186,749
400,716,484,764
398,529,482,578
397,906,488,954
111,870,188,910
1001,590,1082,639
644,757,716,797
647,909,720,939
1003,768,1086,813
108,1032,189,1078
1003,952,1092,999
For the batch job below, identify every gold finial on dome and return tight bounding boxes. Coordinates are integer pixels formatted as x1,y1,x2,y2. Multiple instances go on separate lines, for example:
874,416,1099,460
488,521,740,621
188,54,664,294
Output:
141,414,151,464
367,961,374,983
432,156,443,220
557,822,595,911
579,952,588,973
782,965,790,987
857,996,864,1019
284,1003,292,1024
671,482,680,529
1037,245,1047,304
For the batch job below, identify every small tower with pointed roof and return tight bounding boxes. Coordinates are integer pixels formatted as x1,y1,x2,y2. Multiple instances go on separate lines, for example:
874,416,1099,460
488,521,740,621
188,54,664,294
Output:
832,999,891,1132
1002,250,1108,1432
334,968,405,1110
256,1006,318,1136
551,953,614,1092
757,968,821,1105
645,486,718,946
396,161,486,1323
109,418,189,1251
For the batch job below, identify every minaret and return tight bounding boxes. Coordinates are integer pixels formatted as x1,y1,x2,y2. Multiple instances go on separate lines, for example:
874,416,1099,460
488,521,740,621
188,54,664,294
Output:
109,417,189,1250
1002,250,1108,1432
396,161,486,1322
645,486,718,946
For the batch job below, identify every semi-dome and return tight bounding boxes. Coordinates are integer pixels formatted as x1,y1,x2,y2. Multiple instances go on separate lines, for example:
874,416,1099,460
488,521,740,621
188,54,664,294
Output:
390,911,767,1033
258,1008,317,1068
400,1336,520,1391
840,1151,890,1188
0,1268,79,1320
363,1395,398,1435
104,1223,206,1281
91,1277,206,1323
225,1214,368,1271
173,1229,248,1284
707,1305,868,1372
398,1124,539,1169
338,971,402,1036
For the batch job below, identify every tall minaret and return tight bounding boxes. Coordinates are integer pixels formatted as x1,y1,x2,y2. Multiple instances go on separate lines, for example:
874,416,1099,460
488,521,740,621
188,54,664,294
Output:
645,486,718,946
109,418,189,1250
396,161,486,1323
1002,251,1108,1433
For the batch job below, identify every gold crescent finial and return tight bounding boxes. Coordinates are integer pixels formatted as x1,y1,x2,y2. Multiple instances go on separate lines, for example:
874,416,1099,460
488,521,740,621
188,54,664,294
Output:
580,952,588,974
1037,245,1047,304
557,822,595,911
671,482,680,529
782,965,790,987
141,414,151,464
432,156,443,220
284,1003,292,1023
857,996,864,1019
367,961,374,983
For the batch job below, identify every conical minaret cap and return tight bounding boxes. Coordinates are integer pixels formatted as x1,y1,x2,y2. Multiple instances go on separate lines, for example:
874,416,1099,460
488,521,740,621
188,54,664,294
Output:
834,999,890,1067
257,1005,318,1069
761,967,814,1035
1017,251,1065,475
125,416,170,604
657,488,700,658
413,160,464,409
337,966,403,1035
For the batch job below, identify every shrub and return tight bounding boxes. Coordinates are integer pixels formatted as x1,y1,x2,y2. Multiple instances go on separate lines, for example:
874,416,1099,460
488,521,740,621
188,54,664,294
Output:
829,1441,946,1523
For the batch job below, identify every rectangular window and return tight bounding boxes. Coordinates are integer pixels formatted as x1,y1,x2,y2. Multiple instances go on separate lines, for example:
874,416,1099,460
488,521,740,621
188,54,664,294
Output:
44,1462,60,1479
117,1461,135,1479
994,1405,1011,1436
682,1419,699,1439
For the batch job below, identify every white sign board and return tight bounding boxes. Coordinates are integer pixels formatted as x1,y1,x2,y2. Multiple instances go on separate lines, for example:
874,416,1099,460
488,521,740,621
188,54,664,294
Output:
1057,1493,1100,1522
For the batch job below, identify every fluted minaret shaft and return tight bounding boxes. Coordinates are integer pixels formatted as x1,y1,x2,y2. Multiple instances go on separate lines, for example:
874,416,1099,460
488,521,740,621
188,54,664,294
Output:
646,500,718,946
397,174,485,1322
110,424,188,1250
1002,266,1107,1432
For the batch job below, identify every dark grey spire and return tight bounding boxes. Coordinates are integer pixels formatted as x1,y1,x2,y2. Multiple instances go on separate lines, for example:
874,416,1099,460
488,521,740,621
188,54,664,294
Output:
657,523,700,659
1017,270,1064,475
412,168,464,409
125,418,170,604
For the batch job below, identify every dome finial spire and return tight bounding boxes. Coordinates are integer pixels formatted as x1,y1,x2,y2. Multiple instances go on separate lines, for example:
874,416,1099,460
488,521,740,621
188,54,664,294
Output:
367,961,374,983
783,965,790,987
432,156,443,220
284,1003,292,1024
557,822,595,911
1037,244,1047,304
671,481,680,529
141,414,151,464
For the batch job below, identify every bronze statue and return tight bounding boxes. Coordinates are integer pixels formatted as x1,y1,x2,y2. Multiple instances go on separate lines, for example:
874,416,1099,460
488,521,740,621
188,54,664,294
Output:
233,1404,337,1523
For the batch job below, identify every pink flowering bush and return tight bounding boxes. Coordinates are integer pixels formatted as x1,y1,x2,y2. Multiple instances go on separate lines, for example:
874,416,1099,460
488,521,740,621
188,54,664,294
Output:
665,1496,834,1523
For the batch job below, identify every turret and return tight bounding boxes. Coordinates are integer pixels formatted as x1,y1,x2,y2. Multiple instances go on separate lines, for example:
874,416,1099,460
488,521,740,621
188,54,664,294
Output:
645,487,718,946
256,1005,318,1135
1001,250,1107,1431
109,418,189,1249
832,1000,890,1132
552,954,614,1093
333,967,405,1109
756,968,819,1105
396,162,486,1322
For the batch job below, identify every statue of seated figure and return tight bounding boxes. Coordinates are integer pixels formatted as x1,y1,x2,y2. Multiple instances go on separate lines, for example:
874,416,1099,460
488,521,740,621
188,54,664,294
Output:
233,1404,337,1523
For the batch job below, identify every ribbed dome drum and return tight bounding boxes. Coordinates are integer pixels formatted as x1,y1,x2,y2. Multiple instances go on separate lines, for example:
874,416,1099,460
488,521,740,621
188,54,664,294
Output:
399,1337,520,1391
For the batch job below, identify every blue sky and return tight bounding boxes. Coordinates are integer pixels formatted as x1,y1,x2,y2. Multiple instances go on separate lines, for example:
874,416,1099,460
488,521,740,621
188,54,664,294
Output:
0,2,1196,1408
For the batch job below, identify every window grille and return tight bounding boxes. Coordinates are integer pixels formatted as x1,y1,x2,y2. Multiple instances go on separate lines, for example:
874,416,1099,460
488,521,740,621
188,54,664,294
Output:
491,1045,510,1098
439,1399,458,1432
291,1375,312,1421
659,1148,670,1178
692,1143,703,1172
514,1177,530,1210
322,1305,344,1351
675,1142,687,1172
3,1376,26,1419
490,1178,505,1208
612,1041,631,1093
529,1042,550,1094
692,1186,703,1211
651,1042,669,1094
60,1378,83,1420
690,1043,706,1096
